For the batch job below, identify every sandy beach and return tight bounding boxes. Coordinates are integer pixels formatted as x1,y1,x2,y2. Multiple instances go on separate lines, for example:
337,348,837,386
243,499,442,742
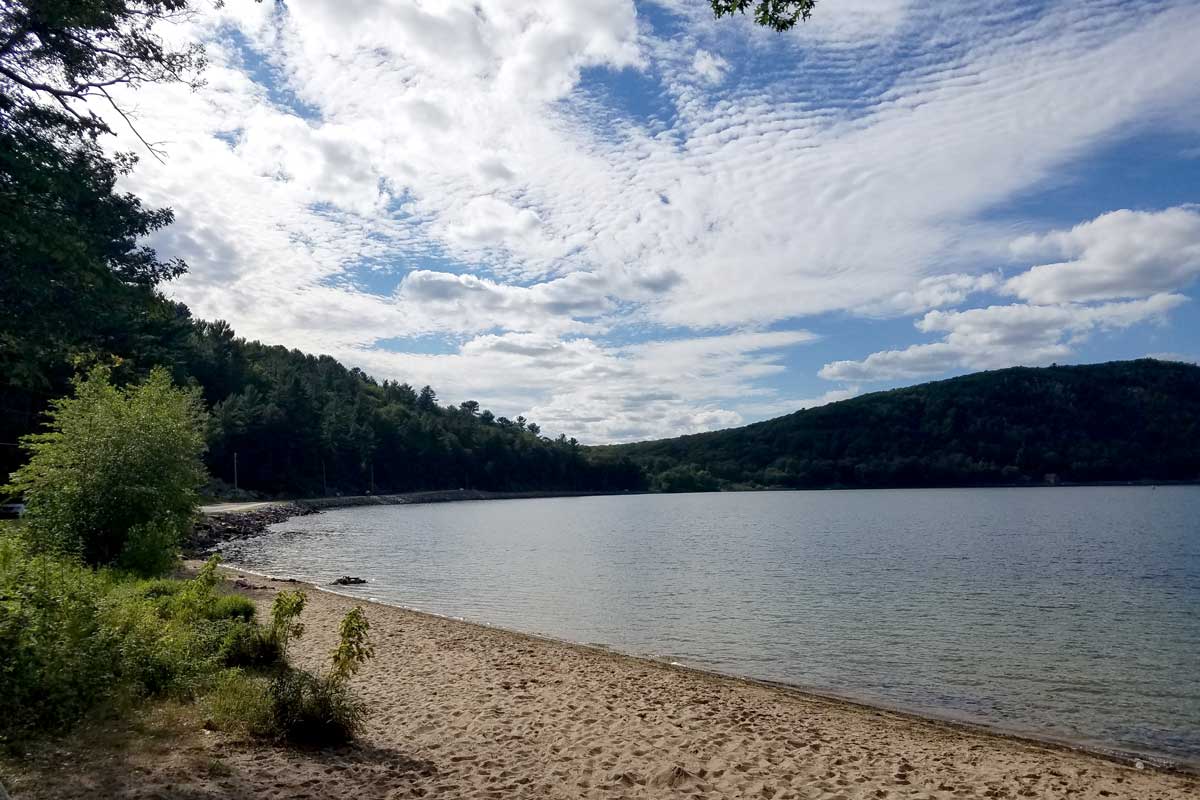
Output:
7,570,1197,800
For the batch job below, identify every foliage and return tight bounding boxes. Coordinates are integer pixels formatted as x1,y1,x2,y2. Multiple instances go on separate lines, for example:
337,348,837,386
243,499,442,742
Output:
329,605,374,684
7,366,207,572
219,621,281,669
176,316,646,496
202,669,274,737
265,605,374,745
599,360,1200,491
204,600,374,746
265,667,367,746
651,463,720,493
1,0,203,392
0,0,207,124
0,536,271,745
710,0,817,31
0,533,119,743
268,589,307,657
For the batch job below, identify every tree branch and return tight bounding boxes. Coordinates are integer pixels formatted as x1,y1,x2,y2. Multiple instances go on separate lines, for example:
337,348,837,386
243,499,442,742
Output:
97,86,166,163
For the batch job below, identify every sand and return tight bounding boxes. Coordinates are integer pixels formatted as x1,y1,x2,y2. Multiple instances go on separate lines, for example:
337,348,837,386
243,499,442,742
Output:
5,571,1197,800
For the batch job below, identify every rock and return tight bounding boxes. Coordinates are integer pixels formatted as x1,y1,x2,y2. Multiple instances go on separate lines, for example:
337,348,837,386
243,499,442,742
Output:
185,502,317,556
331,575,368,586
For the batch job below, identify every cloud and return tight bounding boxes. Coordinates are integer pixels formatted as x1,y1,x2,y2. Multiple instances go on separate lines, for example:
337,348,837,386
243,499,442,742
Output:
394,270,612,334
1005,206,1200,304
348,328,817,442
864,273,1000,316
89,0,1200,440
820,294,1188,382
692,49,728,84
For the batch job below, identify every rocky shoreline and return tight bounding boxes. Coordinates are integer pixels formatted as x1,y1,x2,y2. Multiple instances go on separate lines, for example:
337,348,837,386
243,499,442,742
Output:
186,502,316,555
187,489,621,555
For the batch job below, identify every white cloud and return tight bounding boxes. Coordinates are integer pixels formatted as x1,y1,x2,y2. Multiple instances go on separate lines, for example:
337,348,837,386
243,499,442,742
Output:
349,328,817,442
692,49,728,84
394,270,611,334
1005,206,1200,304
820,294,1188,382
89,0,1200,439
864,272,1001,316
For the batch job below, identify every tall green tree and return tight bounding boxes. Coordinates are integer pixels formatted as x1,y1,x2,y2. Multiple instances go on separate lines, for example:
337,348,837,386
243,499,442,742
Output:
0,0,209,388
8,366,208,573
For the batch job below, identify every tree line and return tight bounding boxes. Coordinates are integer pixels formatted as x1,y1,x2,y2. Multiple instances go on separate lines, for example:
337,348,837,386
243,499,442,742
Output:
596,360,1200,491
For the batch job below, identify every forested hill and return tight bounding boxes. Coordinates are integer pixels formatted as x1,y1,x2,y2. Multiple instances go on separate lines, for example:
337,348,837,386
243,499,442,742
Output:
592,360,1200,492
0,310,645,498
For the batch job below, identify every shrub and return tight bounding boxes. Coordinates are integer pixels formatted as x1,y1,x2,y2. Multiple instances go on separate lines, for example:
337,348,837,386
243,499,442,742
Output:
209,594,257,623
0,538,275,745
268,589,306,656
330,606,375,684
218,621,282,668
266,605,374,745
266,668,366,746
6,366,207,575
0,536,117,742
137,578,185,599
203,669,274,736
101,594,216,697
119,519,185,576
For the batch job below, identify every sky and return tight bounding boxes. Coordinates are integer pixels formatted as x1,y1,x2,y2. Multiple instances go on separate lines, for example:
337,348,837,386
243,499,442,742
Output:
109,0,1200,443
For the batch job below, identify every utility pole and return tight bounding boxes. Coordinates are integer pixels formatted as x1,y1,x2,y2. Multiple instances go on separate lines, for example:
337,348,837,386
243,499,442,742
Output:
233,451,239,492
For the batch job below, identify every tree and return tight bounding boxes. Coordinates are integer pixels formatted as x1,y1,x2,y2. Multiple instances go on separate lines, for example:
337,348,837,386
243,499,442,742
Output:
710,0,817,31
7,366,208,573
1,0,206,389
416,385,438,412
459,400,480,415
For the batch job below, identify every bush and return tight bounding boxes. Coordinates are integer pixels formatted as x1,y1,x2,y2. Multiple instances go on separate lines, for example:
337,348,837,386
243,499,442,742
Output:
6,366,207,575
203,669,274,736
268,589,306,656
101,594,216,697
266,605,375,745
218,621,282,668
0,536,118,742
0,540,275,745
266,669,367,746
1,532,375,750
119,519,185,576
209,594,257,623
137,578,185,599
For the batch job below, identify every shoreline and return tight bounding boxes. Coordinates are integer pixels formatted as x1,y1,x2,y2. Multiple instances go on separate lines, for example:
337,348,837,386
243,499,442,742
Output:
191,489,625,553
222,562,1199,779
212,566,1198,798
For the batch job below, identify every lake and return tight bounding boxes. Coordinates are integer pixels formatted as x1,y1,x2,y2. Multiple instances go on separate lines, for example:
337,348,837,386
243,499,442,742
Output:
221,486,1200,765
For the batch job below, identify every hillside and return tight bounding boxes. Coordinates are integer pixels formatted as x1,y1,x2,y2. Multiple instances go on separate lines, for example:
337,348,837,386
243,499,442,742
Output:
1,310,645,498
592,360,1200,491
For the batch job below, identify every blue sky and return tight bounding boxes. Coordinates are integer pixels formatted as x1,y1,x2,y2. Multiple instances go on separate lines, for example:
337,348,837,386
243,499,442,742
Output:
112,0,1200,441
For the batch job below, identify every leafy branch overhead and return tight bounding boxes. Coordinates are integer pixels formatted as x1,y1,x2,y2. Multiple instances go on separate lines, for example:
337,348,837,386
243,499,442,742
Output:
0,0,211,156
710,0,818,31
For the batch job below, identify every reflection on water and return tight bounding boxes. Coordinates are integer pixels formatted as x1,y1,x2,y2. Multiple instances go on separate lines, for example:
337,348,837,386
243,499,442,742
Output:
221,486,1200,764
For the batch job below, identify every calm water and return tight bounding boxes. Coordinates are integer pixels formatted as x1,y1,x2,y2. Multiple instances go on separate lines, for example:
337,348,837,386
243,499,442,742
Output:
222,487,1200,764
